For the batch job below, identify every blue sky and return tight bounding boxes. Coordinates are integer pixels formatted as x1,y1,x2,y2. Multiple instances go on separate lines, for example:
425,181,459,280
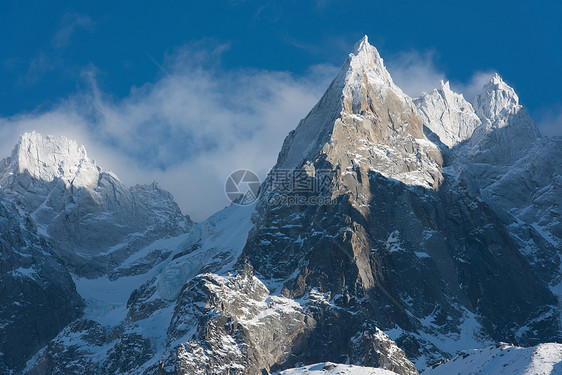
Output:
1,1,561,219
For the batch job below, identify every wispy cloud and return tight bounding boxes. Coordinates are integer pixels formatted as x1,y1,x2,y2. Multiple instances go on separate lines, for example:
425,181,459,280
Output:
25,51,56,83
386,49,446,98
2,39,559,221
385,49,497,104
52,13,94,49
450,70,497,102
24,13,94,84
0,42,337,220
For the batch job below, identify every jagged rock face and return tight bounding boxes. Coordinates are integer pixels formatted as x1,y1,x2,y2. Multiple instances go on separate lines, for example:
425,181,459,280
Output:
416,75,560,227
25,205,257,375
0,132,192,277
159,267,417,375
276,36,442,191
467,78,561,254
0,196,83,373
483,137,562,241
0,132,193,373
468,74,541,165
473,74,532,129
164,269,314,374
4,36,562,375
415,81,481,148
241,37,560,368
417,74,561,275
243,171,559,366
416,73,562,346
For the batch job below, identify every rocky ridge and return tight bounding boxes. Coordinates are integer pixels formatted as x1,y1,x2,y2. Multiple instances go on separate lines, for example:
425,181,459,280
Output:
0,36,559,374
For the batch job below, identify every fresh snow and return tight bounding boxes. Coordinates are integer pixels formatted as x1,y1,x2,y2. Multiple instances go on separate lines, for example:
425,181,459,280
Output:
28,203,256,371
8,36,562,375
385,306,493,370
157,203,255,301
422,343,562,375
473,73,524,129
71,203,255,324
277,363,397,375
416,80,481,148
1,131,101,188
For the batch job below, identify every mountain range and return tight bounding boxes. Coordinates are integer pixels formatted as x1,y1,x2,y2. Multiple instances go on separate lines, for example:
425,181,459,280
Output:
0,36,560,375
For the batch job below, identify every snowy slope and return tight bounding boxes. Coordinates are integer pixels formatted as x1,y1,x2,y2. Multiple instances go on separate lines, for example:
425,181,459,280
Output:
418,74,562,334
277,344,562,375
26,203,256,374
278,344,562,375
0,132,192,278
278,363,398,374
422,343,562,375
3,36,561,375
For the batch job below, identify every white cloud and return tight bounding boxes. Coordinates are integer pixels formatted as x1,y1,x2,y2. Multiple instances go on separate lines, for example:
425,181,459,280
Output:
450,70,496,102
386,50,446,98
0,44,337,221
2,40,557,221
24,13,94,84
52,13,94,49
385,50,497,103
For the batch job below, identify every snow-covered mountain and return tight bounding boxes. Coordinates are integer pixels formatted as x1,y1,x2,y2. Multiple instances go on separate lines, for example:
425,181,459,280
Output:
415,80,481,148
416,73,562,335
278,363,398,374
0,192,83,373
277,343,562,375
422,343,562,375
0,132,193,373
0,132,193,277
26,203,255,374
1,36,561,374
237,36,559,371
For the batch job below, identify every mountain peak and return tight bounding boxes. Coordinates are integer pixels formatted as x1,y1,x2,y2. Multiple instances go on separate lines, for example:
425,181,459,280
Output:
439,80,450,90
473,73,520,125
274,36,439,190
344,35,393,87
490,72,504,84
351,35,370,54
436,80,457,100
415,80,481,148
468,73,541,161
486,73,518,102
1,131,100,188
